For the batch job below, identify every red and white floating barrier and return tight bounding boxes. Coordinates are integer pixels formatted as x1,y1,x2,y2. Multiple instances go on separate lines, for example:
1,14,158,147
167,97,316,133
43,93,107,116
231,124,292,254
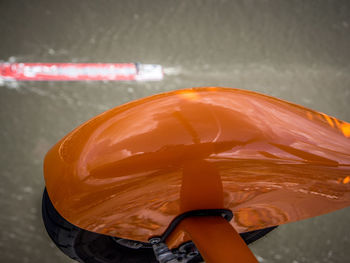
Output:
0,63,163,81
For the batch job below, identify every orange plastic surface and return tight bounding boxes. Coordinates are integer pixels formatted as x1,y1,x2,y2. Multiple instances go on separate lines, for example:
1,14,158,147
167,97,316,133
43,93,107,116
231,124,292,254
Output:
178,217,258,263
166,159,225,249
44,87,350,242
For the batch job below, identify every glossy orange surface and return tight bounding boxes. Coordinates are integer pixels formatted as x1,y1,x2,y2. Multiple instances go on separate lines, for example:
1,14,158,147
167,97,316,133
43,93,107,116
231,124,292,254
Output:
178,217,258,263
166,159,225,249
44,87,350,242
166,158,258,262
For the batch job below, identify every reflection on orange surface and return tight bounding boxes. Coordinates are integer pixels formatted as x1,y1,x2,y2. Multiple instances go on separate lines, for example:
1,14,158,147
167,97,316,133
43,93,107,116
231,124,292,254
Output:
321,113,335,128
176,89,200,101
180,160,224,211
235,206,288,230
344,176,350,184
167,159,258,263
44,87,350,242
340,123,350,137
167,159,224,250
305,109,350,138
178,217,258,263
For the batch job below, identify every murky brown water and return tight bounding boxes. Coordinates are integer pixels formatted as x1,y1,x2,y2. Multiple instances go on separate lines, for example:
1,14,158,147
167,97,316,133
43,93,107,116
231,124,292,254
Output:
1,1,350,262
